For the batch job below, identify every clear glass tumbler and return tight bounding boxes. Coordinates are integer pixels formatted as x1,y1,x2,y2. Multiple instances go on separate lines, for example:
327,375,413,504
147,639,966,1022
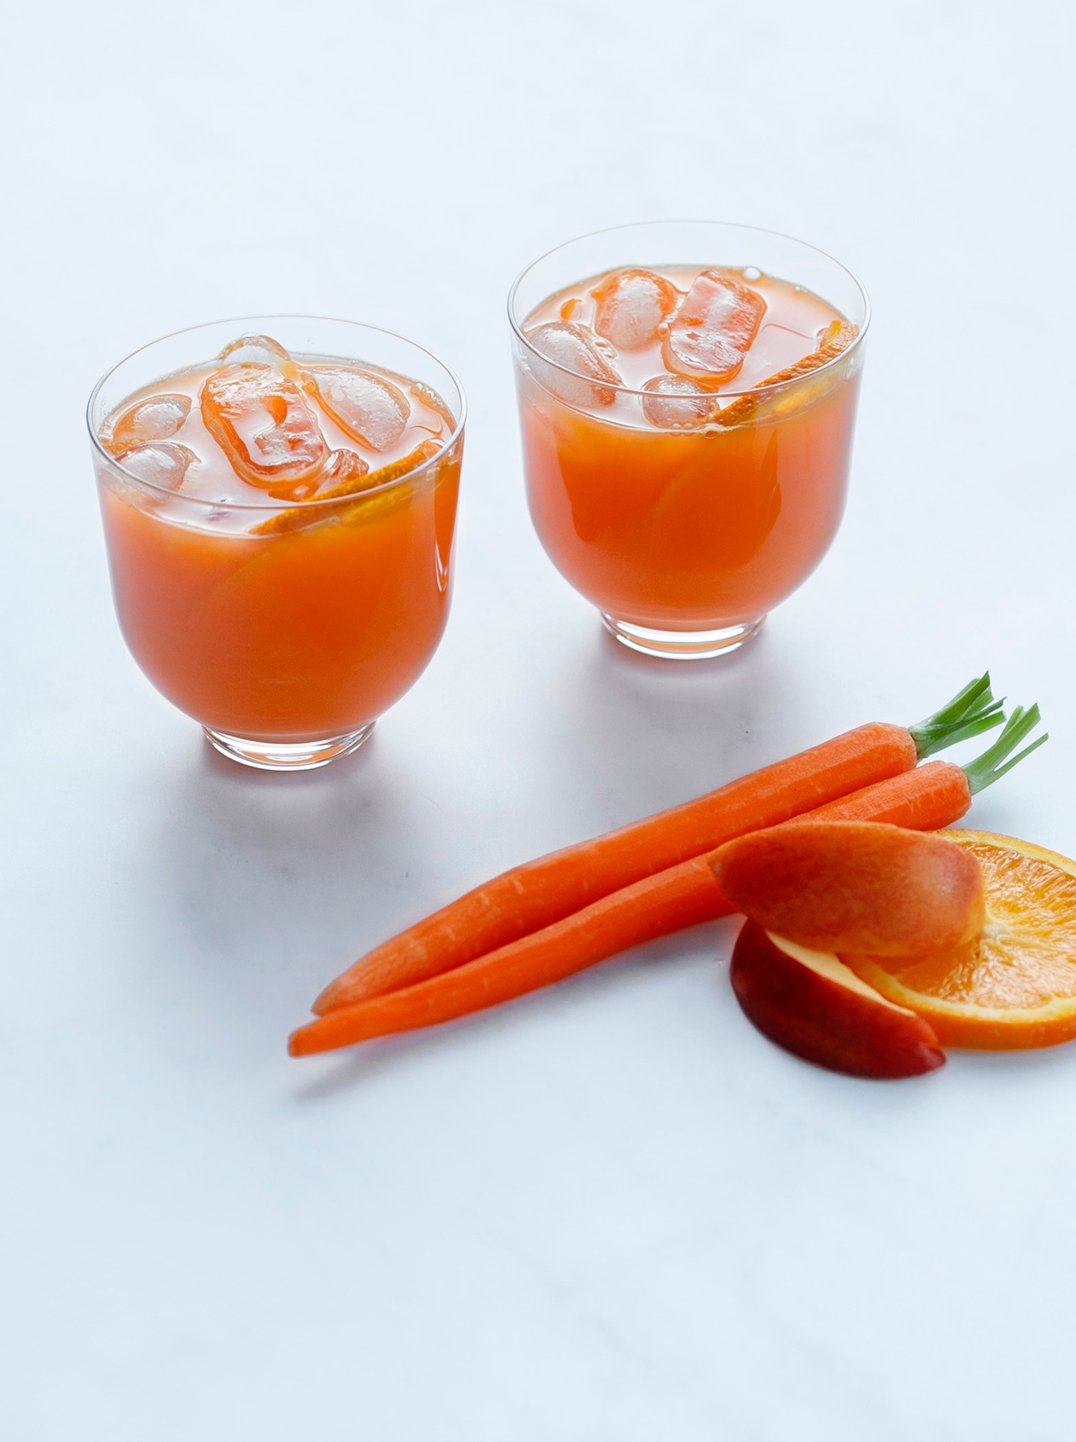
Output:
509,221,869,659
88,317,465,769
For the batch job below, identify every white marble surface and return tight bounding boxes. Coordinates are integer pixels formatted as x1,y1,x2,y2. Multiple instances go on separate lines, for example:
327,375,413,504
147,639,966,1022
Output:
4,1,1075,1437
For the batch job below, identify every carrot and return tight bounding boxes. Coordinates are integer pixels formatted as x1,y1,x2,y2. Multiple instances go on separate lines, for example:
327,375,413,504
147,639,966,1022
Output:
311,675,1003,1015
288,707,1045,1058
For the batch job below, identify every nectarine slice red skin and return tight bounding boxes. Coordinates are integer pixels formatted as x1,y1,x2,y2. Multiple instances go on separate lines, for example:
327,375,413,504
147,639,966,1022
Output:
714,821,985,957
730,923,946,1079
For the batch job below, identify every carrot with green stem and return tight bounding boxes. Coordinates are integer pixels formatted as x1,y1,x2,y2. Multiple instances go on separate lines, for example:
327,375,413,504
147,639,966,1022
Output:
289,705,1045,1057
311,674,1003,1015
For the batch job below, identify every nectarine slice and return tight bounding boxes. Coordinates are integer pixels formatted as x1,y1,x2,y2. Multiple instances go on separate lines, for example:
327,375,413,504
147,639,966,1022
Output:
730,922,946,1078
713,821,984,957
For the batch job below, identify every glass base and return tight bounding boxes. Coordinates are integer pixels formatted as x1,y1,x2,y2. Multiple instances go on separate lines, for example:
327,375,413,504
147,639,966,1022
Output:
203,722,376,771
601,614,766,660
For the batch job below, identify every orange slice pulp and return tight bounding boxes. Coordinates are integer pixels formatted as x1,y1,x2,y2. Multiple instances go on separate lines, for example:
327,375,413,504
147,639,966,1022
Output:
843,830,1076,1049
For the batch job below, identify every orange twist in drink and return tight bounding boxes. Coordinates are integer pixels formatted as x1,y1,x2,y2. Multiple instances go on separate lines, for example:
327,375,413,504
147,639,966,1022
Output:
513,258,865,657
92,330,463,766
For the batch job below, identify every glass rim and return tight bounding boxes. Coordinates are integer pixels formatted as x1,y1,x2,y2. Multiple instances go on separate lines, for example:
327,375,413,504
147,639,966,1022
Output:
86,313,467,512
506,219,871,402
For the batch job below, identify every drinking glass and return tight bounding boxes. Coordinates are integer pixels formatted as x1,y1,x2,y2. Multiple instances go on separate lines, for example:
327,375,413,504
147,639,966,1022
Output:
88,317,465,769
509,222,868,659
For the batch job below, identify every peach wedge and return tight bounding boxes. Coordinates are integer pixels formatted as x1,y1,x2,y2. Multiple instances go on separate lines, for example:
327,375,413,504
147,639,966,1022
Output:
730,922,946,1079
713,820,985,957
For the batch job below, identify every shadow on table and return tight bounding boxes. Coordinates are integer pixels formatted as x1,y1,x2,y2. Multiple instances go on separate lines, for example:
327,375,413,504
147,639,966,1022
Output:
138,725,472,1052
530,620,815,836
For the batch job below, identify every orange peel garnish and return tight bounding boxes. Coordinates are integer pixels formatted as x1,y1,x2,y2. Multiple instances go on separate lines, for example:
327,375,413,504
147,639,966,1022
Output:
251,439,443,537
716,321,858,427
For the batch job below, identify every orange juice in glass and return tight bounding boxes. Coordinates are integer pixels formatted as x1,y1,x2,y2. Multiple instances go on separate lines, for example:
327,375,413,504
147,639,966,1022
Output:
88,318,464,769
509,222,868,658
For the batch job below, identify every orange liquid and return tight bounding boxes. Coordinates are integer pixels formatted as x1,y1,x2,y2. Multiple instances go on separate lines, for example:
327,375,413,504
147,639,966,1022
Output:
518,266,862,630
96,353,461,742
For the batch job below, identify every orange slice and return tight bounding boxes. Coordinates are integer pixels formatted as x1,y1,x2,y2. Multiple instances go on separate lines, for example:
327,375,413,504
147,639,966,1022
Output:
716,321,858,427
251,439,443,537
843,830,1076,1049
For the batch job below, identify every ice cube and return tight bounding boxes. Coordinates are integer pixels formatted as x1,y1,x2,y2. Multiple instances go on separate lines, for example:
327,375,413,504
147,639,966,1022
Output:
591,268,678,350
217,334,300,377
117,442,198,491
201,364,329,491
312,448,371,496
525,322,622,408
640,375,715,430
408,380,454,434
306,366,410,452
104,394,191,455
663,271,766,384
